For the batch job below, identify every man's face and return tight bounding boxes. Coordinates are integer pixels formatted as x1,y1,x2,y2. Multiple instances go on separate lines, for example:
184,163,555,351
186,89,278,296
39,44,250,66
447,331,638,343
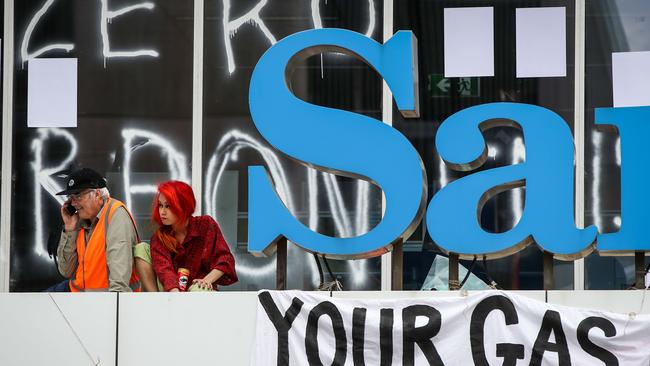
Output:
68,189,103,220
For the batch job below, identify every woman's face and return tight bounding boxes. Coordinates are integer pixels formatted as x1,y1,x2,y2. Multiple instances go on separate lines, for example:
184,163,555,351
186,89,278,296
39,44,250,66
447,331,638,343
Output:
158,194,178,227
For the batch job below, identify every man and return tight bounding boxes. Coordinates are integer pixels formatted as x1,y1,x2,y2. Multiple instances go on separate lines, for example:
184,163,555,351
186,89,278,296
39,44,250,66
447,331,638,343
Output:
56,168,155,292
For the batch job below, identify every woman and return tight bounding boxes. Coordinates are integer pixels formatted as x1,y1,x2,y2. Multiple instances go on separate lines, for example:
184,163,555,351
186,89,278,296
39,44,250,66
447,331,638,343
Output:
150,180,237,291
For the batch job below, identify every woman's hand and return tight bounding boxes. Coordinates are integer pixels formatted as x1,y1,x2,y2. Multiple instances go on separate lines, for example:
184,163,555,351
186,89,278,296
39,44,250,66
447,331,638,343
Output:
192,278,213,290
170,288,180,292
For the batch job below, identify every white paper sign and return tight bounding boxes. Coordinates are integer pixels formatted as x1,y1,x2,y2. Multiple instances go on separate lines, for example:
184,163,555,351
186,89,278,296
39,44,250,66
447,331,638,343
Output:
253,290,650,366
27,58,77,128
516,7,567,78
613,51,650,107
444,7,494,77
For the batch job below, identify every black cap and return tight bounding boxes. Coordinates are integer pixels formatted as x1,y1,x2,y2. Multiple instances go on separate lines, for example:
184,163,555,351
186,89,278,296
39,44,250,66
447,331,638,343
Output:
56,168,107,196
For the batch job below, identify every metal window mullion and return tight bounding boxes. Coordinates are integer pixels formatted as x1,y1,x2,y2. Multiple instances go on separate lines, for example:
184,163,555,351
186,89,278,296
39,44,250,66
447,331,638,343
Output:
0,0,15,292
192,0,204,214
573,0,586,290
380,0,394,291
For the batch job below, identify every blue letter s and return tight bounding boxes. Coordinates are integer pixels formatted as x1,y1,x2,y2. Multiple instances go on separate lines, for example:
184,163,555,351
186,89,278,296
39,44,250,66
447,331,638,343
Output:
248,29,426,258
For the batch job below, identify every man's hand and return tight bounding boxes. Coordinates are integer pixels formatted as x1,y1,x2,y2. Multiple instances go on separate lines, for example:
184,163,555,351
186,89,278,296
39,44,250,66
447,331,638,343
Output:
61,201,79,232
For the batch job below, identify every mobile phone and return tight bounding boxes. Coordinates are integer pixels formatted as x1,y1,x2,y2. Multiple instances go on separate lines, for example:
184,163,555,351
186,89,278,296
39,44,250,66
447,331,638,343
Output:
65,203,77,215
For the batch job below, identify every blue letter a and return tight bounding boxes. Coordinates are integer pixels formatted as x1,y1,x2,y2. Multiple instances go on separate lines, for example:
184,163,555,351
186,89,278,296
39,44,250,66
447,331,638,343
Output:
596,106,650,251
427,103,597,258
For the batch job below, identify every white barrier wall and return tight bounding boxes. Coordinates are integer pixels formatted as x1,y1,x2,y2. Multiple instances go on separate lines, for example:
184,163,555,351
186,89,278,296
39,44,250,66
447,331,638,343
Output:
118,292,259,366
0,293,116,366
1,291,649,366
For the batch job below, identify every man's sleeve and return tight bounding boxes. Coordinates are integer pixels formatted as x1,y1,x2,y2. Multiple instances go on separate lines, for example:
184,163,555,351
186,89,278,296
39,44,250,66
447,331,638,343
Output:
105,207,137,292
57,229,79,278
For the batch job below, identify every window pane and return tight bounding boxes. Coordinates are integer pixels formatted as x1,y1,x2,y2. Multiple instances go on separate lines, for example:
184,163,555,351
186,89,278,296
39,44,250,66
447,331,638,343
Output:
202,0,383,291
396,0,575,290
12,0,193,291
585,0,650,289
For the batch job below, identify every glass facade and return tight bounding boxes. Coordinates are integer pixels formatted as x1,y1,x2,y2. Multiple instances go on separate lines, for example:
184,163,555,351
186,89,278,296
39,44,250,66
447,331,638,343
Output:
11,0,193,290
396,0,575,290
584,0,650,289
201,0,383,291
2,0,645,291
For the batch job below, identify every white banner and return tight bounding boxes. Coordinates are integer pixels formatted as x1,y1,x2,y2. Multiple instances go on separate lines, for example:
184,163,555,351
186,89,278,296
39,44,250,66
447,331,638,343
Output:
252,291,650,366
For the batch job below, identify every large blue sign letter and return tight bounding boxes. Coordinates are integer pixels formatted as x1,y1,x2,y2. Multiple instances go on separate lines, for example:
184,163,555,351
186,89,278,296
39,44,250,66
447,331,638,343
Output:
427,103,597,258
595,106,650,251
248,29,426,258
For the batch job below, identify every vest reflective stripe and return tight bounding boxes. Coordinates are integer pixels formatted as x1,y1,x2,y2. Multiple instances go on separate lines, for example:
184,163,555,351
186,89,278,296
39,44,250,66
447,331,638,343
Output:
69,198,140,292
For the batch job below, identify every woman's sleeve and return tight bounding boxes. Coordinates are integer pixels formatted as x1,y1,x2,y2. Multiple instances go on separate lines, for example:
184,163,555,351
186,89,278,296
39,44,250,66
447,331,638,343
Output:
206,217,238,286
151,234,178,291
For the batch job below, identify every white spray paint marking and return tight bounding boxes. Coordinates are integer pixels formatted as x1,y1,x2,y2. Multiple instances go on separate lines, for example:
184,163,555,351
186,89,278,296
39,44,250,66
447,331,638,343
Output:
31,128,78,256
223,0,376,75
205,130,294,279
28,126,374,287
100,0,159,65
121,128,189,210
222,0,276,75
21,0,74,65
22,0,159,66
205,130,373,286
206,130,293,216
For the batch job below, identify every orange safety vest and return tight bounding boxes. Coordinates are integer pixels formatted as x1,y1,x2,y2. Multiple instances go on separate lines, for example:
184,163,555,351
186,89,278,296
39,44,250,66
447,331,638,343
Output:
69,198,140,292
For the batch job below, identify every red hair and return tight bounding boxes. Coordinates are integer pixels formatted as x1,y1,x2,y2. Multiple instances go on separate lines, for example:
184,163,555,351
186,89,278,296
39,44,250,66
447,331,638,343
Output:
151,180,196,253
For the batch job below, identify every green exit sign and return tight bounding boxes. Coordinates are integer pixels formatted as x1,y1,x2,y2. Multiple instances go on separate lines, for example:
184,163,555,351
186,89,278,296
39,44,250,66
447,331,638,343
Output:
428,74,480,98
